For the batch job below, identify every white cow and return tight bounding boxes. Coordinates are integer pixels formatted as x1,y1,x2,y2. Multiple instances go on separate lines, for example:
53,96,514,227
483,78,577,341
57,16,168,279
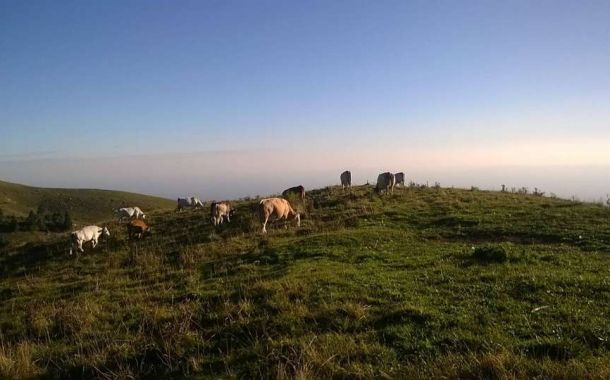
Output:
115,207,146,221
177,197,204,211
69,225,110,255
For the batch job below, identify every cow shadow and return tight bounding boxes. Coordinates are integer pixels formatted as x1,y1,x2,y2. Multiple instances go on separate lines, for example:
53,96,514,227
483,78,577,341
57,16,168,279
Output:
0,239,69,278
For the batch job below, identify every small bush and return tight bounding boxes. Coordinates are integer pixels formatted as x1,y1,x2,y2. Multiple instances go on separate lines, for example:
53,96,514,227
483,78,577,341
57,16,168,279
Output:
343,215,360,228
472,245,508,263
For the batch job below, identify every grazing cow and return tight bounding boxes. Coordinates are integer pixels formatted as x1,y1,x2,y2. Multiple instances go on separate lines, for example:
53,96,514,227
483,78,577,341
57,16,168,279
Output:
69,225,110,255
210,201,235,226
375,172,396,194
127,219,152,240
394,172,405,187
115,207,146,221
258,198,300,234
340,170,352,190
282,185,305,200
177,197,204,211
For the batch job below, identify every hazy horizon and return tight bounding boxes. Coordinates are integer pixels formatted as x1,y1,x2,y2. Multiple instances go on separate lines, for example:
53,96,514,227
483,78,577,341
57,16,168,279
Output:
1,150,608,202
2,1,609,201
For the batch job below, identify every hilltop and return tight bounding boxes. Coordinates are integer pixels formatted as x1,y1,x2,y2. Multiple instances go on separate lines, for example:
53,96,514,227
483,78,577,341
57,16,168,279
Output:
0,180,175,224
1,185,610,378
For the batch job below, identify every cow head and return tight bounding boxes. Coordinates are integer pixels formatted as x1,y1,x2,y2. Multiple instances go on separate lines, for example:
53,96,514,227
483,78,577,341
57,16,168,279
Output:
102,227,111,238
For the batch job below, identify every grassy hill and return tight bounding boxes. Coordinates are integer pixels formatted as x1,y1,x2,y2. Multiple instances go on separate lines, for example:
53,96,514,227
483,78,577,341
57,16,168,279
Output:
0,180,175,224
1,185,610,378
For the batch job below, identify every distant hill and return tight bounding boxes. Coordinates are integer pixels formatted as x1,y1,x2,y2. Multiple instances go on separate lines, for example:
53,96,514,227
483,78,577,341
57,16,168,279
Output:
0,180,174,224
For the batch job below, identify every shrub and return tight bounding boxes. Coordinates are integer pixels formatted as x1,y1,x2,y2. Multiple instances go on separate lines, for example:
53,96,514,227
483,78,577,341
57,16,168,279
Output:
24,210,39,231
0,234,7,248
472,245,508,263
63,211,73,231
8,216,18,232
533,188,545,197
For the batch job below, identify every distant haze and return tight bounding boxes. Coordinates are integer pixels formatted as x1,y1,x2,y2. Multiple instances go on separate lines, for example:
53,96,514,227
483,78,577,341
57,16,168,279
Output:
0,149,608,202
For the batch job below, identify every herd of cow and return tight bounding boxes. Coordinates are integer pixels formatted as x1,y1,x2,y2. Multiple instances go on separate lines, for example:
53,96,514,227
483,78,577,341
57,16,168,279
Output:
68,170,406,255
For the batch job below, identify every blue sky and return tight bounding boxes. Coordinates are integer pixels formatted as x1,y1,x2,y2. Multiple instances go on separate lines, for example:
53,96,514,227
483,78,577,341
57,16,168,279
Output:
1,1,609,198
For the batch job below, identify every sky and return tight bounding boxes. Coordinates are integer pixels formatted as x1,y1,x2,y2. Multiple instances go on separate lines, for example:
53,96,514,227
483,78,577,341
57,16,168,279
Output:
1,0,609,200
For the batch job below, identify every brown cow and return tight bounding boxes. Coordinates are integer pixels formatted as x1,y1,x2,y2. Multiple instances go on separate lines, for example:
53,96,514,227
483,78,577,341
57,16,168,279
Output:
126,219,152,240
282,185,305,200
258,198,300,234
210,201,235,226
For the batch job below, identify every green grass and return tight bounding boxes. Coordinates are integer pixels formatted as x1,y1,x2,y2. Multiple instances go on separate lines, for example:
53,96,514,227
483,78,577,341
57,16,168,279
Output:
0,180,175,223
1,185,610,378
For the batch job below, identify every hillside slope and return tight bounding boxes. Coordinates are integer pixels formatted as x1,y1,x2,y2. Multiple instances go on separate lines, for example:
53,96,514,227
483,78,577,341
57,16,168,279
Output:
0,180,174,223
1,185,610,378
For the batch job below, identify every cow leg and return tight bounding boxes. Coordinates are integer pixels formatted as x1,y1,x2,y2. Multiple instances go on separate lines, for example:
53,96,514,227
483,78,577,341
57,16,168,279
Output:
262,216,269,234
91,239,97,248
78,240,84,253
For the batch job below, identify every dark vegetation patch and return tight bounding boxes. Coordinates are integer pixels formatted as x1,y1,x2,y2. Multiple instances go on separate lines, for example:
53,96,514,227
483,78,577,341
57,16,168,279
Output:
472,244,508,263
